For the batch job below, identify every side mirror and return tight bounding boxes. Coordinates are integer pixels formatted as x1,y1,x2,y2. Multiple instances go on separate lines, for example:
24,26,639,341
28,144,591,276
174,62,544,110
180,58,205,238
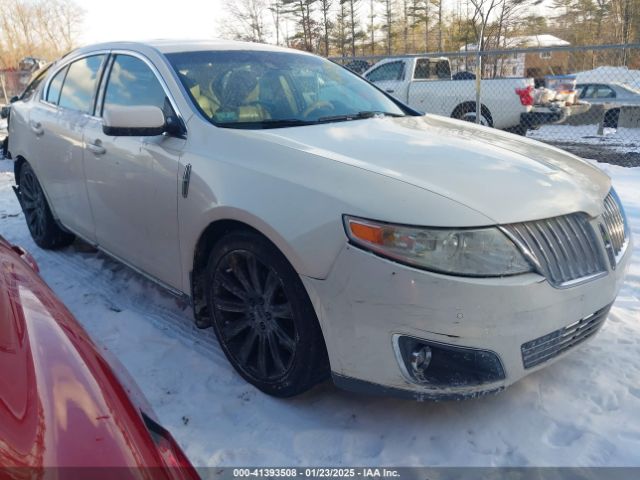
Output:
9,96,19,104
103,105,166,136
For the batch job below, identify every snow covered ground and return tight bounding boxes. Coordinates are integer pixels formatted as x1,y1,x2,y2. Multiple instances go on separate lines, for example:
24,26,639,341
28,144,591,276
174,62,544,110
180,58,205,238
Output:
0,157,639,467
528,124,640,155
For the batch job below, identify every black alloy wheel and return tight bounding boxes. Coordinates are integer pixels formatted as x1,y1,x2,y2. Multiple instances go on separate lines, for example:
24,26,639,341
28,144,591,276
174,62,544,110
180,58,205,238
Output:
20,165,47,240
205,230,329,397
18,162,74,249
212,249,297,380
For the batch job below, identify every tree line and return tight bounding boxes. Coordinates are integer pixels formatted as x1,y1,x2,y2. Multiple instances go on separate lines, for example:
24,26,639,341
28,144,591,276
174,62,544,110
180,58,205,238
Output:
220,0,640,63
0,0,84,69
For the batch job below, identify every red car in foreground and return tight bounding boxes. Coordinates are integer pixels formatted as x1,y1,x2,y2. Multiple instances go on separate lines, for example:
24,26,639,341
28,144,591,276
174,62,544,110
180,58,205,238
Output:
0,235,198,478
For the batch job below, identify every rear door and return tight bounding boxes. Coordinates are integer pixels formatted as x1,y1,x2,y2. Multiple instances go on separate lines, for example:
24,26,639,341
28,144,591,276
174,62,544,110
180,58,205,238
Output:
82,53,185,290
27,54,108,242
407,58,450,114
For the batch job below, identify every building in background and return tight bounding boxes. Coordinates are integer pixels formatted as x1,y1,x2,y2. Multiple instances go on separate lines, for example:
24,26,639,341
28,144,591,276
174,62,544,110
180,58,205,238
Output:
458,35,570,79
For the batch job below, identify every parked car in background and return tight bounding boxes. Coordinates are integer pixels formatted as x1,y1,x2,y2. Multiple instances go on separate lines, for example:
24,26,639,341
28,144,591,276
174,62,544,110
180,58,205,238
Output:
7,40,631,401
576,82,640,127
363,56,537,134
0,234,198,476
343,59,371,75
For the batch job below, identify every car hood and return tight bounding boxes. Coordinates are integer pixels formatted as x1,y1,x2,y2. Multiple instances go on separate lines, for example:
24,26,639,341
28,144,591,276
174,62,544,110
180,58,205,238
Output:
0,241,166,470
252,115,610,224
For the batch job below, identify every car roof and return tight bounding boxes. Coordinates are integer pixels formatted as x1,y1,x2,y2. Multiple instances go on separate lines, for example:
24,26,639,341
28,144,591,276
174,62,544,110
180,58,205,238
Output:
70,39,312,57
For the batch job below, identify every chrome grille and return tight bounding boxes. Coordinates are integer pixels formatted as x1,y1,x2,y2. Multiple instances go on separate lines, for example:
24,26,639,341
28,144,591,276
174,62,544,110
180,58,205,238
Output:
601,190,628,264
501,213,607,287
521,304,611,369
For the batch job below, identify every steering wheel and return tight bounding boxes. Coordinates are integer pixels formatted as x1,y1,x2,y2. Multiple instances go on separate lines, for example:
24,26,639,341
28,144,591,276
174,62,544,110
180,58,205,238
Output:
302,101,335,119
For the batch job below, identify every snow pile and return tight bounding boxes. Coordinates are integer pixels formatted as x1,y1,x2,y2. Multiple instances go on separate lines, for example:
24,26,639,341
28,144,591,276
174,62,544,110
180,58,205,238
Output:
462,34,569,51
0,157,639,467
528,124,640,152
575,67,640,90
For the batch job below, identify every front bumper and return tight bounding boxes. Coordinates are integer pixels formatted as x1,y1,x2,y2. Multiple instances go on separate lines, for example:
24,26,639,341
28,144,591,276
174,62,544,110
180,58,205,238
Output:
521,103,591,129
302,241,631,401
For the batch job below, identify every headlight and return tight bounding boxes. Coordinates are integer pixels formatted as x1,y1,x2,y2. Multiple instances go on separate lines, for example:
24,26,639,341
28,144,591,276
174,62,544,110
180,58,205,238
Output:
343,215,533,277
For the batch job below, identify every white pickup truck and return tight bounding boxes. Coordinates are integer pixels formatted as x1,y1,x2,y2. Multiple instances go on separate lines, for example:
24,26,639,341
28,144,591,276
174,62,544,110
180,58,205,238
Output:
363,56,536,134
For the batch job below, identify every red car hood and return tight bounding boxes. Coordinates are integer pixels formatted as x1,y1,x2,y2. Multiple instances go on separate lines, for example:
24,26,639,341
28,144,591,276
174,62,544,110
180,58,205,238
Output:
0,237,190,475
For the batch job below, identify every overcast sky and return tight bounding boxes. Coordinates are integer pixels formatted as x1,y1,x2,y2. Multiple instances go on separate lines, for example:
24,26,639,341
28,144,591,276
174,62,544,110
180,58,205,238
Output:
80,0,225,45
78,0,552,47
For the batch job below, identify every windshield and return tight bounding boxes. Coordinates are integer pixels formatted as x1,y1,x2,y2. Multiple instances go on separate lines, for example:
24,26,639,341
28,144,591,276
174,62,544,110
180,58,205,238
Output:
164,50,407,128
620,84,640,96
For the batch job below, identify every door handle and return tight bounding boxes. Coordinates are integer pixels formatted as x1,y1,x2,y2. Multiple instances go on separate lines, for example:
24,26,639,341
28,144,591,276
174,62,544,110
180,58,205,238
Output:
87,140,106,155
385,89,395,93
30,121,44,136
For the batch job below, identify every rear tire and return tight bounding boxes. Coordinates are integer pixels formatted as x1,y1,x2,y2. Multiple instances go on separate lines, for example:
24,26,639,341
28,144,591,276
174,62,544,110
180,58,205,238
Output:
18,162,75,249
452,103,493,127
604,108,620,129
205,230,329,397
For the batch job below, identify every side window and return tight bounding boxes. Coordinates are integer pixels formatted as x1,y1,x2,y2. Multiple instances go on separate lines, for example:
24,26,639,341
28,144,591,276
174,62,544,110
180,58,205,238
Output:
58,55,107,114
594,85,615,98
46,66,68,104
435,60,451,79
103,55,171,115
414,59,430,80
366,61,404,82
582,85,597,98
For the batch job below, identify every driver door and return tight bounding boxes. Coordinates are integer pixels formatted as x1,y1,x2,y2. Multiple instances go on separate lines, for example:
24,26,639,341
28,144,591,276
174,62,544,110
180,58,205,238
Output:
82,54,185,290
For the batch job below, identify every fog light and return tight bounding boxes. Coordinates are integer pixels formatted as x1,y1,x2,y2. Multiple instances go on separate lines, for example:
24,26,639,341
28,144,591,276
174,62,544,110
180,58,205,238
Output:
396,336,505,387
410,346,432,381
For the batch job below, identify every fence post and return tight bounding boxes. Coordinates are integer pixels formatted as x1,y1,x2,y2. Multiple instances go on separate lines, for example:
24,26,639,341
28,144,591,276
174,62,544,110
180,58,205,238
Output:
475,51,482,124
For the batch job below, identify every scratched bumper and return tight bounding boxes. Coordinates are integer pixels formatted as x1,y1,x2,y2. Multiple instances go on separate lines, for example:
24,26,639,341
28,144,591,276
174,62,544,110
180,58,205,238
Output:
302,243,631,400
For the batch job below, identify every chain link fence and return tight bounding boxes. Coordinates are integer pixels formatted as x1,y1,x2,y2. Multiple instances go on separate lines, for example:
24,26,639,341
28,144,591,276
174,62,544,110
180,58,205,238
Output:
0,70,32,103
332,43,640,167
1,70,33,147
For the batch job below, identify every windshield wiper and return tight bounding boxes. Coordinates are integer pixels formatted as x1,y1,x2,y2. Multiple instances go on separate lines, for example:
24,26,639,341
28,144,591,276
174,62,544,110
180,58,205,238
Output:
317,111,405,123
215,119,317,129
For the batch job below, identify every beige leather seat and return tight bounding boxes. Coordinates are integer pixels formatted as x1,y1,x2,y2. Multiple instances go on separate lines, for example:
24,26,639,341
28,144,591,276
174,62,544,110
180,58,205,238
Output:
218,69,269,122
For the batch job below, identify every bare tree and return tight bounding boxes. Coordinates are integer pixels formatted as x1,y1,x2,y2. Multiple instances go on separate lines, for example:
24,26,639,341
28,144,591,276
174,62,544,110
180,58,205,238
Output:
469,0,500,123
269,0,284,45
368,0,376,54
332,0,350,56
318,0,333,55
340,0,361,56
434,0,443,50
489,0,538,76
282,0,317,52
378,0,393,54
409,0,431,52
219,0,269,43
0,0,85,69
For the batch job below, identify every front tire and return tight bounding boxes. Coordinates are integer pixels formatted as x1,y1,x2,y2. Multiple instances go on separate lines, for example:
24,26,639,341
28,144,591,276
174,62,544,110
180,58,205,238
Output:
18,162,74,249
205,230,329,397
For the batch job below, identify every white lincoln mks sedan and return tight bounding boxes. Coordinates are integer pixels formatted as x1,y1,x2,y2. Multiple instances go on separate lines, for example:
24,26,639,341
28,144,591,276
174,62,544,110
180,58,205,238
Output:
6,40,631,400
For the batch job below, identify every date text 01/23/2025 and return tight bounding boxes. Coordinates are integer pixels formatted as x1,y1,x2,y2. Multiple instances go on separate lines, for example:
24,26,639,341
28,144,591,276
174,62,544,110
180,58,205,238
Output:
232,468,401,478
